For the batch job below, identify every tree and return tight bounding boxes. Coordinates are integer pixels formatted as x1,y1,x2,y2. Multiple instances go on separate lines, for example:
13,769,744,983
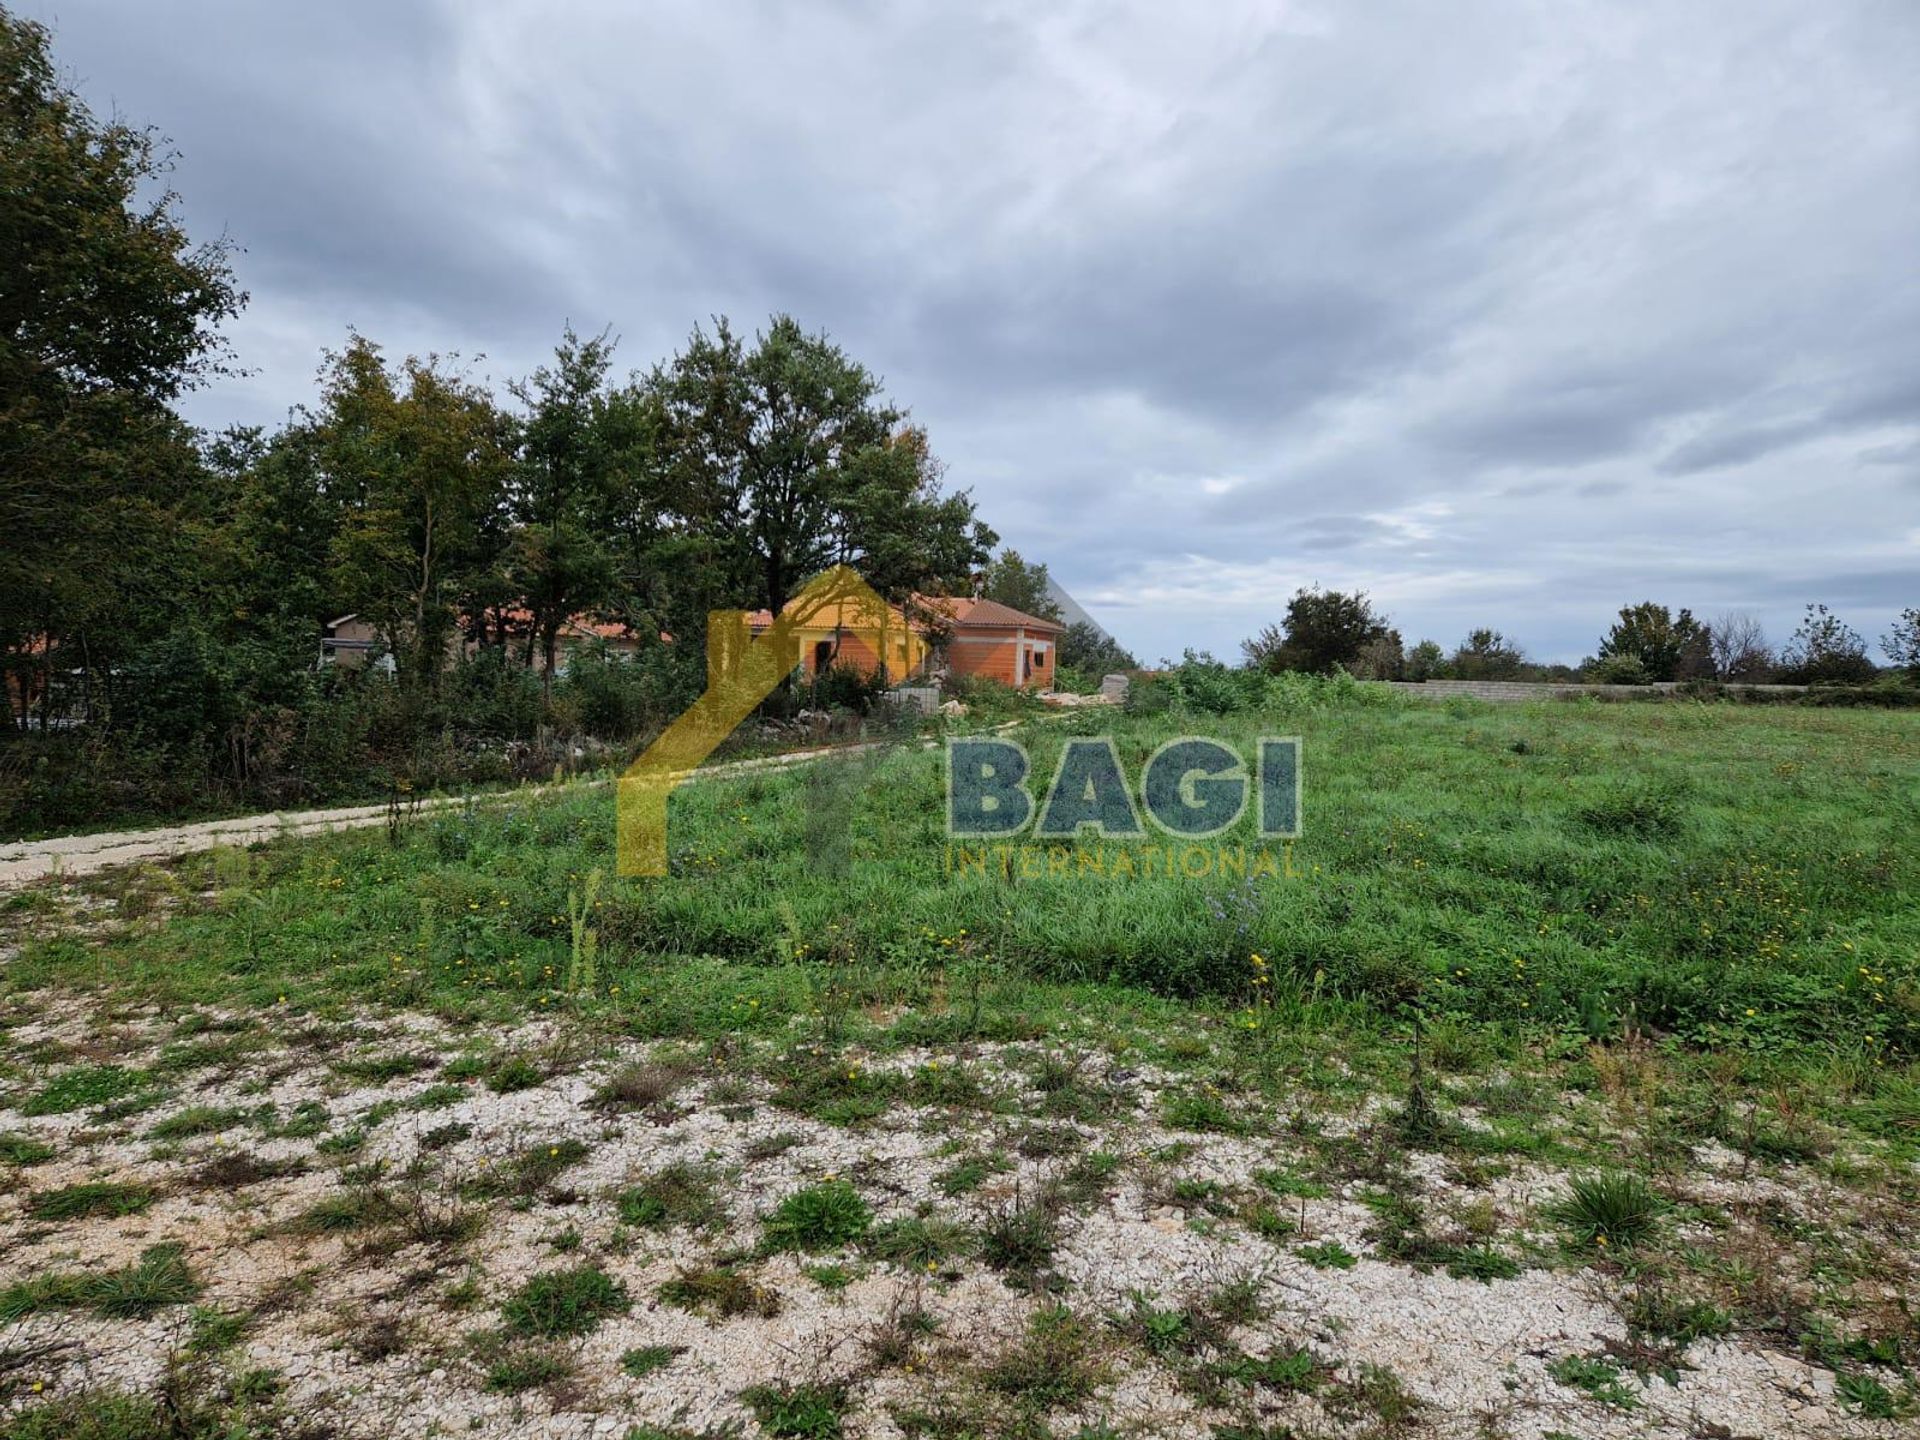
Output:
1242,588,1392,675
1,11,242,728
1883,609,1920,679
1707,611,1772,681
1351,632,1406,680
978,550,1062,622
1446,628,1526,680
1780,604,1874,685
506,327,629,692
1596,603,1707,682
1057,621,1136,675
643,316,991,618
1405,639,1444,682
313,336,516,695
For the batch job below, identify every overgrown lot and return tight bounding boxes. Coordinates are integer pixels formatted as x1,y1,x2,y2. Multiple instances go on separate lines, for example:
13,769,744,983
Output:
11,692,1916,1052
0,694,1916,1438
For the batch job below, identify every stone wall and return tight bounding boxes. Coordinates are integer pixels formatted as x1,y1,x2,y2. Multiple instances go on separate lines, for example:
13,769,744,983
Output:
1377,679,1811,703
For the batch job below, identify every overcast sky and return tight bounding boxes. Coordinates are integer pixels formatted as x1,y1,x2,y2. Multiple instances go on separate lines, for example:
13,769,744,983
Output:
27,0,1920,663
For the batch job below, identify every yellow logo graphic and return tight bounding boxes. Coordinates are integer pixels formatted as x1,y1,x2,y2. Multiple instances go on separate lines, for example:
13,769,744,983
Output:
618,566,913,875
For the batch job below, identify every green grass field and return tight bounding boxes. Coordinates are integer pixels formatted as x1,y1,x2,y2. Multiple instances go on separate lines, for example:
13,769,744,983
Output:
11,693,1915,1063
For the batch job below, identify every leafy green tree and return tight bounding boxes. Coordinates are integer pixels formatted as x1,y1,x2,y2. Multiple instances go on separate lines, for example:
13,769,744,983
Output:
644,316,991,619
1880,608,1919,679
1057,621,1136,675
506,327,631,691
1242,588,1392,675
978,550,1062,622
1596,603,1707,681
1,10,242,728
1450,628,1526,680
1780,604,1874,684
313,336,516,695
1405,639,1445,681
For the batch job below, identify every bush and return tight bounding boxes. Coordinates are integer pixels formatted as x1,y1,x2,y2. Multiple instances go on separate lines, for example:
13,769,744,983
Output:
1546,1173,1664,1249
762,1181,872,1252
500,1265,630,1338
1586,654,1653,685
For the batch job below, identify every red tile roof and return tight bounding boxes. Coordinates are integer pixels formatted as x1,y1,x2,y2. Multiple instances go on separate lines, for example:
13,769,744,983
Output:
924,596,1065,633
744,595,1062,634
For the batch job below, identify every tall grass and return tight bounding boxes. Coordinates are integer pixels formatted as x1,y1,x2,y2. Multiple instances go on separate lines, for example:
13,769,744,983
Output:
6,697,1916,1058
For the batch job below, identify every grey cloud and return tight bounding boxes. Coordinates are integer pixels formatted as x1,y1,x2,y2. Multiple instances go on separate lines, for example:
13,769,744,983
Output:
20,0,1920,663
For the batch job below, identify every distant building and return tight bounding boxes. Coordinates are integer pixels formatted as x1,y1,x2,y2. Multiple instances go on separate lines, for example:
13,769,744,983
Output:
744,592,1065,689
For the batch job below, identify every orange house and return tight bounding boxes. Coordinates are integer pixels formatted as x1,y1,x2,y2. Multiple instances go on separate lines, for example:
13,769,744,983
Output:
928,597,1064,689
745,594,930,681
743,592,1065,690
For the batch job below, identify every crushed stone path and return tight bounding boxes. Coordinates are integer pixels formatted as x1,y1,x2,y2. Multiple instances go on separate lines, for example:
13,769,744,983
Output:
0,741,892,890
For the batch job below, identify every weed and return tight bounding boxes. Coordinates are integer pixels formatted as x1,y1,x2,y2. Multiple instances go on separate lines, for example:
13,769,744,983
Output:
486,1052,543,1094
500,1265,630,1338
1297,1241,1357,1270
27,1181,155,1222
980,1192,1060,1285
595,1059,694,1114
865,1216,973,1269
658,1263,781,1319
615,1162,726,1232
1218,1345,1326,1393
334,1051,436,1083
0,1132,56,1165
148,1104,248,1140
620,1343,685,1378
982,1305,1107,1412
1161,1089,1242,1133
407,1083,468,1111
743,1130,804,1162
935,1153,1009,1197
762,1181,872,1252
21,1065,151,1116
1442,1245,1522,1283
1547,1354,1640,1409
1547,1172,1664,1249
481,1338,573,1394
740,1382,846,1439
1836,1371,1906,1419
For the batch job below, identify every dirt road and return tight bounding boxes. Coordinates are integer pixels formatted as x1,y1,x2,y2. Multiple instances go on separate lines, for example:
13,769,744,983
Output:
0,741,897,890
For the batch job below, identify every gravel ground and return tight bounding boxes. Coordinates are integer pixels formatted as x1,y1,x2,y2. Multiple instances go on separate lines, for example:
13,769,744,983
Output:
0,1000,1909,1439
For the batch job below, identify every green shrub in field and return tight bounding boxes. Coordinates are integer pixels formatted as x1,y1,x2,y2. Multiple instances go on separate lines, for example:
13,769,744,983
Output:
500,1265,629,1338
762,1181,872,1252
740,1381,847,1439
1547,1173,1664,1250
615,1162,726,1232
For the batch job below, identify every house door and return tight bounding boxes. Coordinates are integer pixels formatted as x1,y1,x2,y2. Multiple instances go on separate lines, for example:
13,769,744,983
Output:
814,640,834,674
